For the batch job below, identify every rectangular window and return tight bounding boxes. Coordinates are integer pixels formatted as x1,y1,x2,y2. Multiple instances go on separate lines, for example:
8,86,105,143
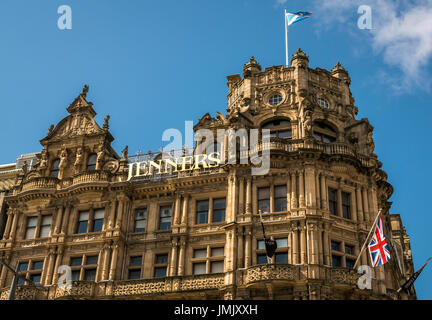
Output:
192,246,224,275
130,256,142,267
128,269,141,280
345,244,355,255
25,217,38,239
257,253,267,265
69,255,98,281
76,211,89,234
71,270,80,281
196,200,209,224
193,249,207,259
210,261,224,273
134,208,147,233
275,252,288,263
17,260,43,286
128,256,142,280
92,209,104,232
328,188,338,215
332,255,342,267
341,192,351,219
346,258,355,269
193,262,206,275
84,269,96,281
70,257,83,266
274,185,287,212
211,247,224,257
331,241,341,252
258,187,270,213
159,206,172,230
39,215,52,238
30,274,41,285
212,198,226,223
276,238,288,248
154,254,168,278
86,256,98,265
32,261,44,270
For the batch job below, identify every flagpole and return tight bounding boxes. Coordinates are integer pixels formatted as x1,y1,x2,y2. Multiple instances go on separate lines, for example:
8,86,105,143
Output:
285,8,289,67
353,209,382,269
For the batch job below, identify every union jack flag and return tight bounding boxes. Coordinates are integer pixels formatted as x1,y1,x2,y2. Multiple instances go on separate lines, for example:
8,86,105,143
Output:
368,216,391,267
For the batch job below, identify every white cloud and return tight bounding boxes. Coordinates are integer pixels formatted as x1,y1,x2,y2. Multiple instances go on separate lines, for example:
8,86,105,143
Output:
311,0,432,92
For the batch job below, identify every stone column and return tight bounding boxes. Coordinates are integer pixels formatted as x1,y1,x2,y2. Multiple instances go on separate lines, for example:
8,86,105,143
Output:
318,225,323,265
315,173,321,209
225,228,237,285
174,194,181,225
323,225,330,266
350,191,357,222
239,178,245,215
44,249,56,285
300,221,306,264
61,205,71,234
52,247,64,285
54,206,64,235
0,254,11,287
2,209,13,240
245,178,252,215
169,240,178,276
109,244,119,280
292,223,299,264
320,174,327,211
115,199,125,229
362,188,370,223
244,227,251,268
8,210,19,240
102,244,111,280
291,172,298,209
356,187,364,222
177,239,186,276
299,171,305,208
181,195,189,225
108,200,117,230
286,176,291,212
305,167,316,208
237,228,244,268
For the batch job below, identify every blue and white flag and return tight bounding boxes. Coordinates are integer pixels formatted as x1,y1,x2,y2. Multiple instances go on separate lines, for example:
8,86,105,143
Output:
285,11,312,26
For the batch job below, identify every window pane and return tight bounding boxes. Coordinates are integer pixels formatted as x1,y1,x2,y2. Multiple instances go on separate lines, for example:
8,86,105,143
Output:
210,261,224,273
87,154,97,170
84,269,96,281
92,219,103,232
193,249,207,259
257,240,265,250
275,252,288,263
76,221,88,234
130,256,142,266
27,217,37,227
331,241,341,252
32,261,43,270
25,227,36,239
94,209,105,220
257,254,267,265
41,215,52,225
86,256,98,265
193,263,206,275
159,206,171,230
30,274,41,285
135,220,146,233
196,212,208,224
128,269,141,280
278,130,292,139
258,187,270,200
160,206,172,217
211,247,224,257
328,188,337,201
345,245,355,255
274,185,286,198
346,259,355,269
18,262,29,272
197,200,209,212
79,211,89,221
274,198,287,212
213,209,225,222
40,225,50,238
332,255,342,267
276,238,288,248
70,257,82,266
71,270,80,281
135,208,147,220
258,200,270,213
154,267,166,278
155,254,168,264
213,198,226,210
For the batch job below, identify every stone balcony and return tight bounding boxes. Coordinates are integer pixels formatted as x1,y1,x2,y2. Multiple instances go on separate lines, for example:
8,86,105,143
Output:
21,176,58,192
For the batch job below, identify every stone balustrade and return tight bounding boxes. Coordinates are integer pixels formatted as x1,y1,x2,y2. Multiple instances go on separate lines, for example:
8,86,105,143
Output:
21,176,58,192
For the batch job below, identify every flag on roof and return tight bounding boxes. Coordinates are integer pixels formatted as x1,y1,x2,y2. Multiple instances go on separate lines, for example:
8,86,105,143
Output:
285,11,312,26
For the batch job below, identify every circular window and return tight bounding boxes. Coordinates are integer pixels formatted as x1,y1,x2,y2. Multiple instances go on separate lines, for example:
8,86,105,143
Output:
317,98,330,109
269,94,283,105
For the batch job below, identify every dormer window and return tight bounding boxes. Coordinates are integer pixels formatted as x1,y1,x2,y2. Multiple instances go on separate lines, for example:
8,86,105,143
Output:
262,119,292,139
87,154,97,170
313,121,337,143
50,159,60,178
318,98,330,109
269,94,283,105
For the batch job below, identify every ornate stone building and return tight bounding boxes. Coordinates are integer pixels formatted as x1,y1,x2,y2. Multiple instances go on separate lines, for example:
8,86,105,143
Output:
0,50,415,300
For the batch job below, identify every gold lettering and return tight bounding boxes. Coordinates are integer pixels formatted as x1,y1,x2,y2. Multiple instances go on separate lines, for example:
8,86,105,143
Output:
193,154,208,170
163,158,179,173
179,156,194,172
207,152,221,168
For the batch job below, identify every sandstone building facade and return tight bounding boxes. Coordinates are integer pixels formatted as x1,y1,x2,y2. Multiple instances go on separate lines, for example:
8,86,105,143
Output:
0,50,416,300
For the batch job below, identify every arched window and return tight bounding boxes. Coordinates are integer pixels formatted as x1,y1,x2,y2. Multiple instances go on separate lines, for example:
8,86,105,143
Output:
317,98,330,109
50,159,60,178
268,94,283,105
87,154,97,170
313,121,337,143
262,119,292,139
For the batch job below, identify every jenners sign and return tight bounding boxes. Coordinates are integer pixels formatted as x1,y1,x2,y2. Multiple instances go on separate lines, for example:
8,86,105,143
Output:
127,152,221,181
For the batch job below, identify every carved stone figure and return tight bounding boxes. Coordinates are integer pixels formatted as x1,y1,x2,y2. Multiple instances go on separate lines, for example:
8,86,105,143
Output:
58,146,68,179
103,115,110,131
38,149,48,173
48,124,54,135
121,145,128,160
366,131,375,154
303,111,313,137
74,147,83,174
95,143,105,170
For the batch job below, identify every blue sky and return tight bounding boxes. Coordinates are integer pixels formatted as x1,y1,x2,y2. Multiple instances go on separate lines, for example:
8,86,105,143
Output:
0,0,431,299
